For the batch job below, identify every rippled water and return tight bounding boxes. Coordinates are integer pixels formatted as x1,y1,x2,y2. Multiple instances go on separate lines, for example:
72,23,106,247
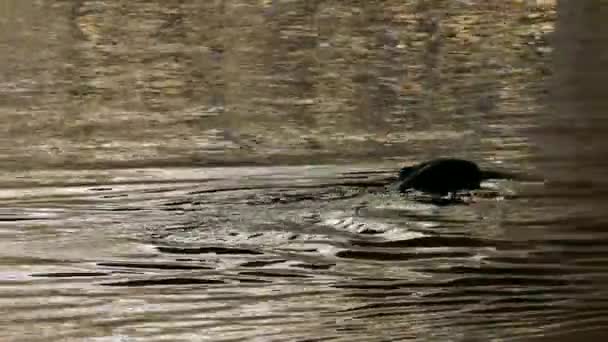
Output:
4,1,608,341
1,165,552,341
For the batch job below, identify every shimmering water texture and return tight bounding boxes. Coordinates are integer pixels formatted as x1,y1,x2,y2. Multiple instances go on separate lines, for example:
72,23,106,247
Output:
3,164,604,341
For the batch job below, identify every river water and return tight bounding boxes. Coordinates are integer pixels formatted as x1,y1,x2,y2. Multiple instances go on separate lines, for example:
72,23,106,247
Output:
3,1,608,341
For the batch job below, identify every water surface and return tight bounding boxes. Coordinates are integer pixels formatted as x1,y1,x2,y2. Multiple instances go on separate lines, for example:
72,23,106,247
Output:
4,1,608,341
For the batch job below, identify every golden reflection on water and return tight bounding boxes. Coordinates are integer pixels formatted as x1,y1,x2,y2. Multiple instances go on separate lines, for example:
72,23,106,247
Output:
0,0,552,170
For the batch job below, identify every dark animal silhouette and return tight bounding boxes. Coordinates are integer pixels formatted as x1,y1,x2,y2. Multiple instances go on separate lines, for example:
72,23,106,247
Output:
396,158,510,195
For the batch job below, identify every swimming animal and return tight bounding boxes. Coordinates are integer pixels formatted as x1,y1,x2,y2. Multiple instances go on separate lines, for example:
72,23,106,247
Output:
396,158,510,195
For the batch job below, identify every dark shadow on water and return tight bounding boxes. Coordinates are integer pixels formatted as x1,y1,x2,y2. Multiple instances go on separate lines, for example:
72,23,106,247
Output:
157,246,264,255
97,261,214,270
102,278,225,287
335,249,474,261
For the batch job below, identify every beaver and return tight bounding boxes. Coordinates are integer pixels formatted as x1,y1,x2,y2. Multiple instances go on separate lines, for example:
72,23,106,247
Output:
396,158,511,195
